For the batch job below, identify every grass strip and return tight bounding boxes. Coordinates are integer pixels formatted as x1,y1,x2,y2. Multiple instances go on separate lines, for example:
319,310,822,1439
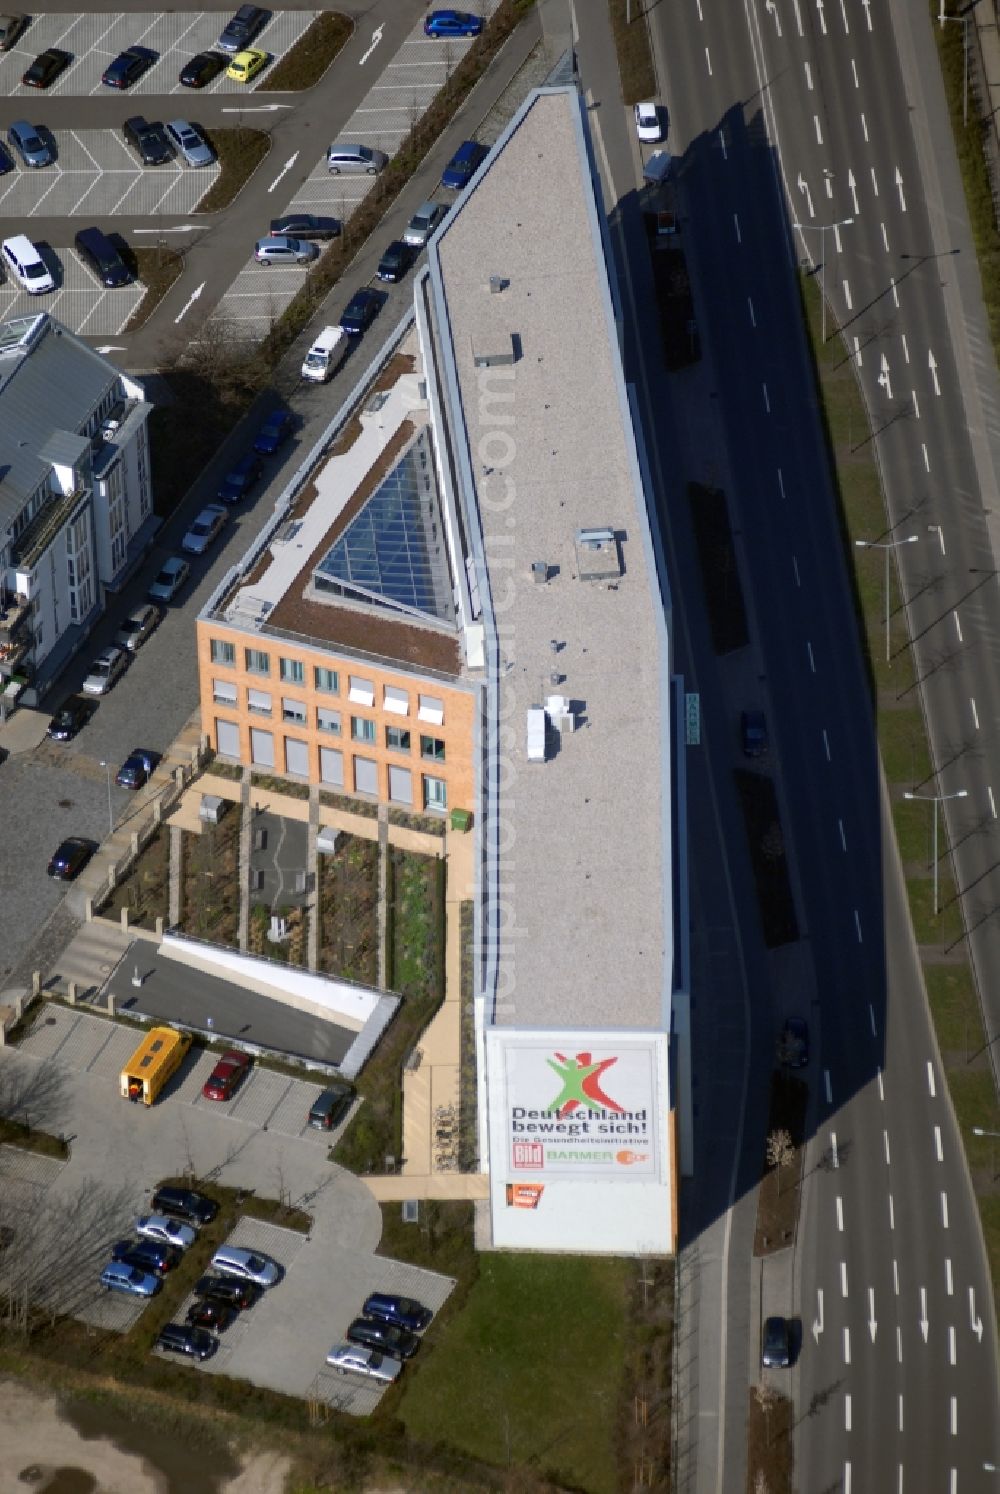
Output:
258,12,353,92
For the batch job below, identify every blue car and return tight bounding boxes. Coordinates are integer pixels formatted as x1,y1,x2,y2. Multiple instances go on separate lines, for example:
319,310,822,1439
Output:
339,287,383,336
101,1262,162,1297
217,451,263,503
253,410,293,455
362,1292,432,1333
441,139,488,191
115,748,159,790
424,9,483,37
102,45,157,89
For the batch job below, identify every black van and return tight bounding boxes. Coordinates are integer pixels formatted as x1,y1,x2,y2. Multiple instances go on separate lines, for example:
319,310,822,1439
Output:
150,1185,218,1225
74,226,133,287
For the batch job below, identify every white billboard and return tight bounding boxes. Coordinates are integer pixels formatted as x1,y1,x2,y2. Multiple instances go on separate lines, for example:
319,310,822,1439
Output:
497,1036,662,1184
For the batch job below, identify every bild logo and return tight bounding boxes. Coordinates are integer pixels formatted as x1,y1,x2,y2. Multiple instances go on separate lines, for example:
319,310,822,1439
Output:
546,1051,625,1116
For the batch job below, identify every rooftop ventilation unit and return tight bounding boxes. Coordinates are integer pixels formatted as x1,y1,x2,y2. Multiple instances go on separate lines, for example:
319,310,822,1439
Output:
574,527,621,582
472,333,517,368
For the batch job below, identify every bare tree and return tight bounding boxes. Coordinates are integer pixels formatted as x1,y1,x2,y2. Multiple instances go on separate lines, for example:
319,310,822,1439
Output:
766,1127,795,1197
754,1470,771,1494
754,1380,779,1449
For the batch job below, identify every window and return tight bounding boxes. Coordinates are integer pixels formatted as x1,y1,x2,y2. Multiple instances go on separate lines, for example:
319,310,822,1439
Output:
421,735,445,762
352,716,376,744
250,728,274,767
285,737,309,776
423,775,447,811
317,707,341,735
386,726,411,753
282,697,306,724
354,756,378,796
245,647,270,676
389,765,413,805
247,688,272,716
211,639,235,666
384,684,409,717
213,678,238,706
418,693,444,725
349,675,375,707
320,747,344,786
280,657,304,684
314,665,339,694
215,719,240,758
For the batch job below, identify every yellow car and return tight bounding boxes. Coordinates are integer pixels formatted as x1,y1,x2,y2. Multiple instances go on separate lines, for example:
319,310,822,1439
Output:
226,48,267,84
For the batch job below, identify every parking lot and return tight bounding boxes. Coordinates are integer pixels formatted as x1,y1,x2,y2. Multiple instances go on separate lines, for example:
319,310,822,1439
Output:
0,131,220,217
0,10,318,98
1,1005,455,1410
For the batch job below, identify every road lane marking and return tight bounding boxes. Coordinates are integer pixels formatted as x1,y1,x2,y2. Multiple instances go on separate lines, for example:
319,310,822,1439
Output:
884,1129,891,1164
837,1196,844,1231
927,1062,936,1097
704,45,712,75
882,221,889,251
889,1194,895,1229
950,1396,957,1435
945,1258,953,1295
831,1131,839,1168
734,213,742,243
941,1192,949,1229
844,1462,851,1494
824,1069,832,1103
897,1324,904,1361
950,1470,957,1494
898,1395,904,1431
814,114,823,144
920,1287,929,1341
870,1004,877,1036
878,1066,884,1100
841,1261,848,1297
777,468,786,499
762,383,770,413
843,1327,851,1364
855,909,863,942
922,442,930,471
807,640,816,671
935,1125,943,1161
843,279,853,310
971,696,980,728
868,1287,877,1342
970,1287,984,1341
911,388,920,418
861,111,869,142
871,165,879,195
949,1325,956,1365
990,786,997,819
839,0,849,32
844,1392,851,1430
804,59,813,88
893,1259,899,1294
901,332,910,363
839,818,847,850
823,729,831,760
748,296,756,327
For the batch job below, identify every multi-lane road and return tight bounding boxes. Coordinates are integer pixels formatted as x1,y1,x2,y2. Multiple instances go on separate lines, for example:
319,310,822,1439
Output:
584,0,1000,1488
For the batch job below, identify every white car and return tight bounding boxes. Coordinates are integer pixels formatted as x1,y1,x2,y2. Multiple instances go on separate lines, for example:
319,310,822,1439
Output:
81,646,129,696
211,1244,280,1288
136,1213,197,1250
326,1343,402,1384
403,201,447,248
634,101,664,144
115,603,161,653
165,119,215,168
1,233,55,295
147,555,189,604
181,504,227,556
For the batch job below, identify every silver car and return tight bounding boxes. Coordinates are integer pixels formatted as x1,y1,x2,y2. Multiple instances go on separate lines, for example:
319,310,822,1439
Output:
326,1343,402,1384
403,201,447,248
165,119,215,168
254,235,318,267
181,503,227,555
116,603,160,653
147,555,189,604
210,1244,280,1287
81,646,129,697
136,1213,197,1250
326,141,388,175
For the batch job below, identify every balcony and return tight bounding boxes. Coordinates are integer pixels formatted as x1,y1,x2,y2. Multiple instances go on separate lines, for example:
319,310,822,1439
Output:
11,488,84,569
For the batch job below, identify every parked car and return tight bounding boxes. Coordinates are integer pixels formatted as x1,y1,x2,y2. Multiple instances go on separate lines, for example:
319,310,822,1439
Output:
269,213,339,242
362,1293,432,1333
424,9,483,37
152,1186,218,1226
123,116,174,166
193,1274,260,1310
147,555,189,604
403,201,447,248
1,234,55,295
633,100,664,144
217,451,263,504
347,1317,420,1360
47,696,95,742
179,51,227,89
111,1238,181,1275
7,120,53,169
0,13,28,51
376,239,415,283
82,646,129,696
253,235,317,267
325,1343,401,1384
326,142,387,175
115,603,160,653
102,45,157,89
47,837,96,881
22,47,71,89
210,1245,280,1288
253,410,293,455
75,226,134,288
762,1315,791,1368
156,1323,218,1360
101,1262,161,1298
181,504,227,556
136,1214,197,1250
165,119,215,168
441,139,488,190
339,287,383,336
778,1016,809,1068
185,1297,236,1331
0,143,12,175
218,4,269,52
202,1049,251,1102
227,47,268,84
307,1082,354,1130
741,709,767,757
115,748,158,790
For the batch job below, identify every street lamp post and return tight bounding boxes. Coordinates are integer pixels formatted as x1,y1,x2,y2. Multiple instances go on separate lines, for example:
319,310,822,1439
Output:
939,5,971,128
972,1127,1000,1182
98,760,114,838
854,534,919,663
903,787,969,916
791,216,855,343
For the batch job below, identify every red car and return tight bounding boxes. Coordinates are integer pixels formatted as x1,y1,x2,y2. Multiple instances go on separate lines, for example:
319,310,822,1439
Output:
202,1049,251,1101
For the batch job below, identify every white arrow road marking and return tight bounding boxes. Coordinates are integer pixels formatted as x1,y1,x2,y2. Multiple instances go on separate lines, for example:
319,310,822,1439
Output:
895,166,906,211
94,345,126,353
812,1288,824,1343
267,151,299,194
133,225,199,234
929,350,940,394
878,354,893,399
868,1288,877,1342
359,23,384,64
173,281,204,325
920,1288,929,1342
220,104,291,112
970,1287,984,1342
797,172,814,217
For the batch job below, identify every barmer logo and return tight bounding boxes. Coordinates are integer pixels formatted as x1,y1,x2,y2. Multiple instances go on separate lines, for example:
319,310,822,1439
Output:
546,1051,625,1116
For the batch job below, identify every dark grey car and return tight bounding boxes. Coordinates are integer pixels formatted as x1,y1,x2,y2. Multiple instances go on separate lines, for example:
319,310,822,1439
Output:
7,119,52,168
762,1316,791,1368
307,1082,354,1130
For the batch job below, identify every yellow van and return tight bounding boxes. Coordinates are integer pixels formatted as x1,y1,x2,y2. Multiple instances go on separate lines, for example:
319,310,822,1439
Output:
120,1026,191,1106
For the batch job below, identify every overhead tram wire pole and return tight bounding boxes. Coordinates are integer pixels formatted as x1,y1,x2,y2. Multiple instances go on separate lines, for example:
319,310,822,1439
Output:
854,534,919,663
903,787,969,916
791,216,854,343
939,3,971,128
972,1127,1000,1182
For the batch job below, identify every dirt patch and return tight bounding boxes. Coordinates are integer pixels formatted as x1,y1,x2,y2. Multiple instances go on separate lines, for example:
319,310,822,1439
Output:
616,1259,674,1491
746,1385,794,1493
754,1072,809,1256
181,811,242,947
258,11,352,91
734,771,799,948
386,850,444,1001
688,482,749,654
103,825,170,930
317,833,379,985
